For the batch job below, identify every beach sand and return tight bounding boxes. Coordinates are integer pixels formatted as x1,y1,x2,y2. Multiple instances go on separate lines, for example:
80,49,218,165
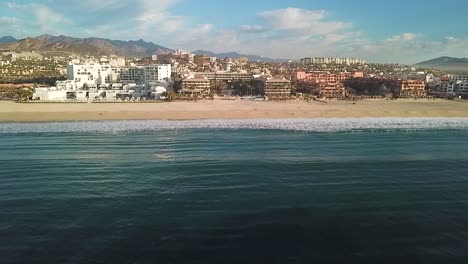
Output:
1,99,468,122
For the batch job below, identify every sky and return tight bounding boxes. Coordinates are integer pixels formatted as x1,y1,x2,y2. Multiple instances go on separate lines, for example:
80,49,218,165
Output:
1,0,467,63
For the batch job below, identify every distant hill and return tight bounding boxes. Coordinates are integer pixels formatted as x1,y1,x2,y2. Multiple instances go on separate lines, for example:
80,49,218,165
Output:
415,56,468,72
0,36,17,44
192,50,288,62
0,34,173,57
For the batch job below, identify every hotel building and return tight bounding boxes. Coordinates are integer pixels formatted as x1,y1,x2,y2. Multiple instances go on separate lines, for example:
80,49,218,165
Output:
319,82,346,98
32,62,171,101
181,78,211,94
68,63,171,89
191,72,254,81
400,80,426,97
295,70,363,98
300,57,366,65
263,78,292,97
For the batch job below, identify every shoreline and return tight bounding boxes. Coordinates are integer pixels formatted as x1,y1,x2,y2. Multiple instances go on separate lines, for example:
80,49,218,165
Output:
2,99,468,122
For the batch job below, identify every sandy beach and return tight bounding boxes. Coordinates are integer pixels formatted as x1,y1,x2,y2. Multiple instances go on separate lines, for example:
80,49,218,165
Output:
1,99,468,122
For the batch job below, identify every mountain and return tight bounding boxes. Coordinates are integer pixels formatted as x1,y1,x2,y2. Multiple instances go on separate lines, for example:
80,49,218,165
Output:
0,36,17,44
192,50,288,62
0,34,173,57
415,56,468,72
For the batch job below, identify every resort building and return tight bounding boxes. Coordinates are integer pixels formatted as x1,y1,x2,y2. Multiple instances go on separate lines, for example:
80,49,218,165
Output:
295,70,364,83
400,80,426,97
262,78,292,97
319,82,346,99
143,64,172,83
181,77,211,95
32,61,171,102
111,67,146,84
295,70,362,99
191,72,254,81
300,57,366,65
67,63,113,89
68,62,171,89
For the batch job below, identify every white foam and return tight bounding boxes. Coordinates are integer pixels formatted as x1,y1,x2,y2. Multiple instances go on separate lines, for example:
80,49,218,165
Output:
1,118,468,134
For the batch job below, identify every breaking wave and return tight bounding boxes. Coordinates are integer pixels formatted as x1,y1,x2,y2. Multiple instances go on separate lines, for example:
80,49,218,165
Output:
1,118,468,134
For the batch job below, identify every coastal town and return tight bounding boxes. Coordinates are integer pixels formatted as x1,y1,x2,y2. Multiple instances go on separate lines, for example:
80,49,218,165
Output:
1,46,468,104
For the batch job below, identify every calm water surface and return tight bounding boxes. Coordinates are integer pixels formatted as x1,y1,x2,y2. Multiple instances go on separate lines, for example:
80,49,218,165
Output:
1,123,468,263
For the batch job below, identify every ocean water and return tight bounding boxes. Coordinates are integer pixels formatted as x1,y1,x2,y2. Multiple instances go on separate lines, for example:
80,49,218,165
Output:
1,119,468,263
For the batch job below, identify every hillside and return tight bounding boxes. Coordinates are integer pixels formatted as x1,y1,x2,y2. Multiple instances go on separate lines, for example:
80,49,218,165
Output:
192,50,288,62
415,56,468,72
0,35,173,57
0,36,17,44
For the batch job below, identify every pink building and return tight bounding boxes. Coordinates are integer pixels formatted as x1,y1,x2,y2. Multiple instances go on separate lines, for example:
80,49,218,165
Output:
295,70,363,83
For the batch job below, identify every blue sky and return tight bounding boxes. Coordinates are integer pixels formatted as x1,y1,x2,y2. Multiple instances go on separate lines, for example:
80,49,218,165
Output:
1,0,467,63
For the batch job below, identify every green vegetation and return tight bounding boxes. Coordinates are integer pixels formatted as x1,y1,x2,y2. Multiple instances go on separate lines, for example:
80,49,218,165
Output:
343,78,401,98
16,88,33,102
0,56,67,85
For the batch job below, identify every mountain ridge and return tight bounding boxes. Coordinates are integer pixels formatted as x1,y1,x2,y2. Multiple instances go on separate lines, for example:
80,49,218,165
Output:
0,34,173,57
415,56,468,72
0,34,289,62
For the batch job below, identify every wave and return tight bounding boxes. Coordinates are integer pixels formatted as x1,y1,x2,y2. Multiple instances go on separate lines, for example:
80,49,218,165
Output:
2,118,468,133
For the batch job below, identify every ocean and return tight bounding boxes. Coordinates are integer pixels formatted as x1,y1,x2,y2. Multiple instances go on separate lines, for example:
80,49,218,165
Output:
1,118,468,263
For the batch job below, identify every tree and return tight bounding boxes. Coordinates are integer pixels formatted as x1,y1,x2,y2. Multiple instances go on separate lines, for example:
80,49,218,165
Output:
16,88,33,102
210,80,227,95
172,79,183,93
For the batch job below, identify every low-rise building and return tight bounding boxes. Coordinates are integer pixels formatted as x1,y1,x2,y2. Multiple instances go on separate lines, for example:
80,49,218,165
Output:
191,72,254,81
319,82,346,99
181,77,211,95
263,78,292,97
295,70,363,82
400,80,426,97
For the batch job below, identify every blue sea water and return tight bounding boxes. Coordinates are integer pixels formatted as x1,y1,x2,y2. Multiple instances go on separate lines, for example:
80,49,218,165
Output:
1,119,468,263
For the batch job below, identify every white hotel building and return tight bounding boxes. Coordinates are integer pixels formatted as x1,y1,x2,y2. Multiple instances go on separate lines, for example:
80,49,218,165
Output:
67,63,172,89
33,62,172,101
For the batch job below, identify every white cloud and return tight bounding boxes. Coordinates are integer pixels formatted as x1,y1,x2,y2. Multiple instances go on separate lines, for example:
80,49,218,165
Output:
5,2,72,35
135,0,184,35
258,8,351,35
346,34,468,64
1,2,467,63
80,0,125,10
239,25,269,34
384,33,420,43
205,7,355,58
